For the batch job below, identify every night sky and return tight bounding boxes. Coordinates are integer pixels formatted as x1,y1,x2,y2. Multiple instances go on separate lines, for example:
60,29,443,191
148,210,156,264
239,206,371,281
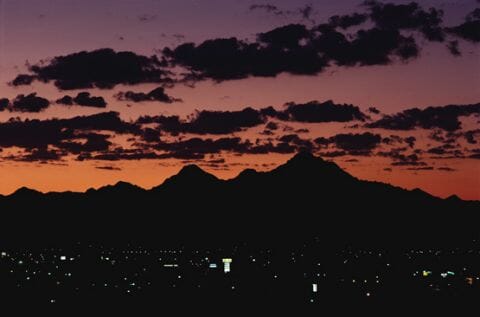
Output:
0,0,478,199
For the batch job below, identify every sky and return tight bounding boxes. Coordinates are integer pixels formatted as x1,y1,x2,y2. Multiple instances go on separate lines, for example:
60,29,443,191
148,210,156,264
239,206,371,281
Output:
0,0,478,199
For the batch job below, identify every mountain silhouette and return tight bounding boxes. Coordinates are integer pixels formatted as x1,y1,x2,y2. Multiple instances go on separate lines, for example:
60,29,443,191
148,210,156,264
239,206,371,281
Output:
88,181,144,195
10,186,43,198
0,152,477,247
153,164,221,192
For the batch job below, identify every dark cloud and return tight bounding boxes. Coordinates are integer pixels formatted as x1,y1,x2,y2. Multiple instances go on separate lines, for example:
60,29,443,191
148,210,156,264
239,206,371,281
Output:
282,100,367,123
258,24,310,50
10,93,50,113
57,92,107,108
426,143,459,155
295,128,310,133
78,148,164,161
7,148,64,163
314,136,331,147
406,166,434,171
430,150,465,159
0,112,137,153
10,74,35,86
136,101,366,137
164,21,421,82
163,27,327,81
138,135,303,159
138,14,156,22
0,98,9,111
83,135,299,161
341,28,418,65
382,135,415,149
368,107,381,114
206,158,226,164
428,129,457,144
464,129,480,144
249,4,283,15
56,133,112,154
378,148,425,166
328,13,368,29
437,167,456,172
391,161,427,166
430,129,480,146
115,87,181,103
278,134,314,150
164,2,466,83
298,5,314,21
314,132,382,155
249,3,314,20
446,8,480,43
141,128,161,143
95,165,122,171
468,147,480,159
367,103,480,131
447,40,461,56
11,2,475,91
365,1,445,42
137,107,266,135
11,48,171,90
331,132,381,151
246,141,297,154
154,137,248,157
261,121,279,135
318,150,347,157
259,130,274,136
381,135,403,145
264,122,279,131
56,96,74,105
405,136,416,148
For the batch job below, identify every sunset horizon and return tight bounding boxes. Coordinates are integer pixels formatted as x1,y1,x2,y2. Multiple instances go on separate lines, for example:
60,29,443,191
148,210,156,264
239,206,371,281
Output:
0,0,479,200
2,150,478,201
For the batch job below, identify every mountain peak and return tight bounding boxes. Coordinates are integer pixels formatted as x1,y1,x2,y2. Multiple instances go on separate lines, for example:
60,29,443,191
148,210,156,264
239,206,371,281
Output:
11,187,42,197
176,164,219,181
153,164,218,191
178,164,209,176
283,150,334,170
446,194,462,201
86,181,144,195
287,151,319,164
113,181,139,188
273,151,354,182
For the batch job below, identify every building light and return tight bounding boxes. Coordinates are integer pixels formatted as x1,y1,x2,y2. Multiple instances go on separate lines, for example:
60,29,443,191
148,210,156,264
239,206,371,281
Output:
312,283,317,292
222,258,232,273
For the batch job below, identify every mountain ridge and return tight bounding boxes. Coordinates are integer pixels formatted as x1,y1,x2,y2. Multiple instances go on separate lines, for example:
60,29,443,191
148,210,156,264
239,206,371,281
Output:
3,152,475,202
0,151,477,247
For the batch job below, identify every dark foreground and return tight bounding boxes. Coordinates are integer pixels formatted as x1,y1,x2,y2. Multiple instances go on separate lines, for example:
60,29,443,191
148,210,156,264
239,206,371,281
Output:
1,154,478,314
1,239,479,314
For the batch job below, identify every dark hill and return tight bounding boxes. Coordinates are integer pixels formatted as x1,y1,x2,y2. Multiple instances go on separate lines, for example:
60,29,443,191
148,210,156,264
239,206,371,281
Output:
0,152,477,247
